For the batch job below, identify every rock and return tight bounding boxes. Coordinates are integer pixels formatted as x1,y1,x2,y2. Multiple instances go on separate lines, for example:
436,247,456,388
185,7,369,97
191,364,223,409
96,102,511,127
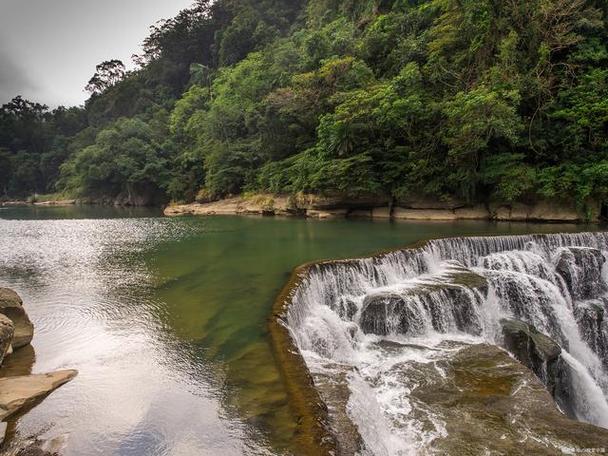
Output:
489,200,590,222
306,209,348,219
501,319,561,377
528,200,585,222
555,247,606,300
0,370,77,420
334,296,358,321
574,300,608,368
499,319,576,416
0,421,6,445
293,193,388,210
453,204,490,220
0,288,34,349
392,208,458,221
392,206,490,220
360,266,487,336
395,195,465,210
0,314,15,365
407,344,608,454
16,441,60,456
347,209,372,218
371,207,391,218
32,200,76,207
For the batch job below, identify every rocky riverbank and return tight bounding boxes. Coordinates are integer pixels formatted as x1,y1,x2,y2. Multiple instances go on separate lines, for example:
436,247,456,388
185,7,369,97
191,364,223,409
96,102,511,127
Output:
0,200,76,208
0,288,77,454
165,193,598,223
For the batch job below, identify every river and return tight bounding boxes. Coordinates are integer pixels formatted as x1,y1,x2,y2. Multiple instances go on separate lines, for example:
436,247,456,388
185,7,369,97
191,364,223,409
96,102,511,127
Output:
0,206,600,455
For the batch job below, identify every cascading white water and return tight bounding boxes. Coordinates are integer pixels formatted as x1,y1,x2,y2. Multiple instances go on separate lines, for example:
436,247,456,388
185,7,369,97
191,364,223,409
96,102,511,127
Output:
285,232,608,454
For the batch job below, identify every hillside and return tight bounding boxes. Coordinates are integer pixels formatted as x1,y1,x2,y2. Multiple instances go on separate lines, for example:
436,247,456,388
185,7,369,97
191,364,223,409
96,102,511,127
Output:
1,0,607,214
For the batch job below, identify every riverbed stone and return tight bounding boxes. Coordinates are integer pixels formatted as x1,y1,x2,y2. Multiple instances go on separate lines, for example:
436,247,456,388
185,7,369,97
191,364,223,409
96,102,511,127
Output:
0,314,15,365
0,370,77,420
408,343,608,454
0,288,34,349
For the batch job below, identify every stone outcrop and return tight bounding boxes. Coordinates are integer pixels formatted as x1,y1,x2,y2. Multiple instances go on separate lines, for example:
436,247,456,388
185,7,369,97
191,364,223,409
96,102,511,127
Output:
0,288,34,349
0,370,77,420
500,319,569,404
490,200,597,222
165,194,596,222
555,246,606,300
0,314,15,365
359,267,487,336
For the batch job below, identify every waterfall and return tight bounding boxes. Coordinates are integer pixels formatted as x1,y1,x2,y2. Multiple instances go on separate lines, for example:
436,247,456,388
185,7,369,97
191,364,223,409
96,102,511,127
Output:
284,232,608,453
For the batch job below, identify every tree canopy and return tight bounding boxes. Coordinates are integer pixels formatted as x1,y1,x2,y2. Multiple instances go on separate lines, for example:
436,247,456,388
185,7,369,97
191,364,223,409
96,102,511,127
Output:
2,0,607,211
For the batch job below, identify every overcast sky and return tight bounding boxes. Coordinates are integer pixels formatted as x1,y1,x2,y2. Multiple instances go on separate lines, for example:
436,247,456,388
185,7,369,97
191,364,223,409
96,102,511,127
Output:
0,0,194,108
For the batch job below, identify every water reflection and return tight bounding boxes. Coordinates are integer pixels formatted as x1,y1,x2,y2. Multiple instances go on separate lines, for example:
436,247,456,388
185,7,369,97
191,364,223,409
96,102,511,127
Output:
0,213,262,456
0,208,600,455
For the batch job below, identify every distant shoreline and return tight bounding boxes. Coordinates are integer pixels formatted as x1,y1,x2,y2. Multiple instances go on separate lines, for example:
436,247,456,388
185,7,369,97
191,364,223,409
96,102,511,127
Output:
164,193,600,224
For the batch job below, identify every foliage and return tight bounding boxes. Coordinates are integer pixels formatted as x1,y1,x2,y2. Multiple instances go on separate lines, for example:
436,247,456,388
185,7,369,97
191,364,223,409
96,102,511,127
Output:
2,0,608,208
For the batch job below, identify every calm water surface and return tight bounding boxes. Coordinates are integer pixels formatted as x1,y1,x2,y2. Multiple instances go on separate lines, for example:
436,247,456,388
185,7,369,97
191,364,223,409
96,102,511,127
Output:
0,206,600,455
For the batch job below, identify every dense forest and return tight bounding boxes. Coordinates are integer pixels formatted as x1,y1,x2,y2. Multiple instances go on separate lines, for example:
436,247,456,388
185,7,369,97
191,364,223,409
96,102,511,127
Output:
1,0,607,210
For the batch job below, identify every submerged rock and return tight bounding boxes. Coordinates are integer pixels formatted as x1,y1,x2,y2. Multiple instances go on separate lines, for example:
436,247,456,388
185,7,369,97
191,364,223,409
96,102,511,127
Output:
0,314,15,365
359,268,487,336
0,370,77,421
0,288,34,349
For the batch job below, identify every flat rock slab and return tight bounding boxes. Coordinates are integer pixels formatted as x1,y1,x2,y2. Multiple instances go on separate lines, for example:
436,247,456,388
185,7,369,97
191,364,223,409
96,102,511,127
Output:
0,288,34,349
0,370,77,420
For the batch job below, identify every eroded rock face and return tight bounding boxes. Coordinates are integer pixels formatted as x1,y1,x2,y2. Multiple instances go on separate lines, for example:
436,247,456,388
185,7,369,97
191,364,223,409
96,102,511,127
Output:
555,247,606,300
500,318,571,413
0,313,15,365
575,300,608,367
0,288,34,349
0,370,77,421
359,268,487,337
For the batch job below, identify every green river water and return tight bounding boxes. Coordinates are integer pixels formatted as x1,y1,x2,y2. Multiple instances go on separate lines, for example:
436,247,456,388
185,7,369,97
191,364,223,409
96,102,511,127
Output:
0,206,599,455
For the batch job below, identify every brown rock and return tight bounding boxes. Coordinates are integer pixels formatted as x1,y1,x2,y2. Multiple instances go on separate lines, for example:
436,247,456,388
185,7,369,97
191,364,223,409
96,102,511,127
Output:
0,288,34,349
453,204,490,220
392,208,457,221
396,195,465,210
371,207,391,219
0,370,77,420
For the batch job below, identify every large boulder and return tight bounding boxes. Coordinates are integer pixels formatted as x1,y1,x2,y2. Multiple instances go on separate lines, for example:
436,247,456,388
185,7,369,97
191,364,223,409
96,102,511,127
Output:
0,370,77,421
0,288,34,348
554,247,606,300
359,266,487,336
0,313,15,365
500,318,573,415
